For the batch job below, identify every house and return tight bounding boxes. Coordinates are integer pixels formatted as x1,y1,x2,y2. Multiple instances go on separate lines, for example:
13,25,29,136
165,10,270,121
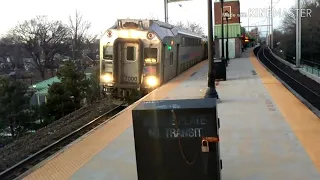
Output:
29,76,60,105
29,73,92,106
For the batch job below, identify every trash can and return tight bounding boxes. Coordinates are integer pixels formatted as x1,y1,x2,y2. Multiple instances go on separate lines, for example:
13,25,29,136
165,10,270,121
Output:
213,58,226,81
132,98,221,180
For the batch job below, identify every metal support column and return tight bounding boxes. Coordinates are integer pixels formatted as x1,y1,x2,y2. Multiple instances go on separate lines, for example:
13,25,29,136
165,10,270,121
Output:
205,0,219,99
164,0,168,23
220,0,225,59
296,0,301,67
267,8,270,46
270,0,274,49
225,12,229,61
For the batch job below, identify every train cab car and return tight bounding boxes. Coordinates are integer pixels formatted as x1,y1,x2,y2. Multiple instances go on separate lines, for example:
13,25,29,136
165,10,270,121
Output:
100,19,206,100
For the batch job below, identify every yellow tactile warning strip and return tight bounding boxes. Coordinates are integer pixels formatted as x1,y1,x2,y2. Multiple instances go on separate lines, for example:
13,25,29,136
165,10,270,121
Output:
250,51,320,171
23,60,208,180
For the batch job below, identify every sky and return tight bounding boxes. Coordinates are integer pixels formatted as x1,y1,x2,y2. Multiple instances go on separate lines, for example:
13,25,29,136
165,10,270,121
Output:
0,0,297,38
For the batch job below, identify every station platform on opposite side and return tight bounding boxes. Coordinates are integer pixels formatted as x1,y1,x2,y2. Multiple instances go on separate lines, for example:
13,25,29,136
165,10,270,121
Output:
23,49,320,180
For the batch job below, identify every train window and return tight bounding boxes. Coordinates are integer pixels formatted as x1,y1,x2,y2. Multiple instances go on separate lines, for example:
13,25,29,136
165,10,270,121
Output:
126,46,135,61
144,48,157,62
170,52,173,65
103,46,113,60
182,37,185,47
123,22,139,29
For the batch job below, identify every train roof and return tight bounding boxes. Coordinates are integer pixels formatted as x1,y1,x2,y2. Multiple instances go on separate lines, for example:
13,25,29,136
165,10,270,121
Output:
108,19,203,40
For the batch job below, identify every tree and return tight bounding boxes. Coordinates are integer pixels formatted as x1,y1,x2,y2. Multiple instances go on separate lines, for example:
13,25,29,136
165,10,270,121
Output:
187,21,204,35
277,0,320,62
147,14,160,20
0,77,34,138
0,38,11,64
174,21,185,28
241,27,246,34
68,10,97,70
46,82,76,120
8,16,70,79
173,21,204,35
272,29,284,48
249,27,259,40
0,37,25,70
86,69,100,104
57,61,90,105
46,61,90,120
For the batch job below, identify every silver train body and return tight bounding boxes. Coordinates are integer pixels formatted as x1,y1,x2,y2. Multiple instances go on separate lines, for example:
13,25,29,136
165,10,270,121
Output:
99,19,208,99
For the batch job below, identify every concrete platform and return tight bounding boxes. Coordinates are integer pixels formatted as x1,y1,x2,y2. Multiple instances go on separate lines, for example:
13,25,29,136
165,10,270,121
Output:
23,49,320,180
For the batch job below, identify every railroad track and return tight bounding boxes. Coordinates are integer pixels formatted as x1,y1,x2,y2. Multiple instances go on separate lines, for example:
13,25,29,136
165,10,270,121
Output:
255,46,320,112
0,104,127,180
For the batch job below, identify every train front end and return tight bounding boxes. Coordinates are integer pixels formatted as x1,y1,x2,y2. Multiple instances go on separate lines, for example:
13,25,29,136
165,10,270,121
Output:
100,19,161,100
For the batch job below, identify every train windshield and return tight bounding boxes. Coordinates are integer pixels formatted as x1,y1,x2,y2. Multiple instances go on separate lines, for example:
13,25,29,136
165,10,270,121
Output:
123,22,139,29
144,48,157,62
103,46,113,60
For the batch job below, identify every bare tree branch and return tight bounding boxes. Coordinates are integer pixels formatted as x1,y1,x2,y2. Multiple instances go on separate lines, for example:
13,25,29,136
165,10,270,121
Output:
8,16,70,79
186,21,204,35
172,21,204,35
68,10,91,61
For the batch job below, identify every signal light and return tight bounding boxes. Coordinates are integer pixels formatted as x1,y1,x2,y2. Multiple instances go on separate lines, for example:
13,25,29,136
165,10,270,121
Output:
107,30,112,37
167,45,171,50
147,32,154,39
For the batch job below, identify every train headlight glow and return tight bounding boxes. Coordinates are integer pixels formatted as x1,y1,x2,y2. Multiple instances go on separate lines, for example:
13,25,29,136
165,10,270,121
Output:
101,73,113,82
118,30,143,39
145,76,158,87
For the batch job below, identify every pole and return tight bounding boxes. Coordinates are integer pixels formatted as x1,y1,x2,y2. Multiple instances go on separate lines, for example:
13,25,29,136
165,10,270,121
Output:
205,0,219,99
270,0,274,49
247,18,249,33
164,0,168,23
267,8,269,46
220,0,225,59
226,15,229,61
298,1,301,67
296,0,301,67
247,18,249,47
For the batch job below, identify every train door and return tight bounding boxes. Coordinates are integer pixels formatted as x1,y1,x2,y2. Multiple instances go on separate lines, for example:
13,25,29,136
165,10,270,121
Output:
119,43,139,84
162,44,171,83
161,44,165,84
176,44,180,76
169,51,174,80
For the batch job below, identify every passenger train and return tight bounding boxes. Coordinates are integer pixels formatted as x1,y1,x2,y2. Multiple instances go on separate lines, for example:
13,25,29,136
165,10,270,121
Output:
99,19,209,100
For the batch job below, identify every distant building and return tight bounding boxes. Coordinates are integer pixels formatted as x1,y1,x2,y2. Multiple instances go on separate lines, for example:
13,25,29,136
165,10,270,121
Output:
214,0,242,58
29,73,92,106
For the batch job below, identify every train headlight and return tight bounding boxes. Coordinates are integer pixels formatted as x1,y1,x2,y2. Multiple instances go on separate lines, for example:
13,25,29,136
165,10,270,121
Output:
145,76,158,87
101,73,113,82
